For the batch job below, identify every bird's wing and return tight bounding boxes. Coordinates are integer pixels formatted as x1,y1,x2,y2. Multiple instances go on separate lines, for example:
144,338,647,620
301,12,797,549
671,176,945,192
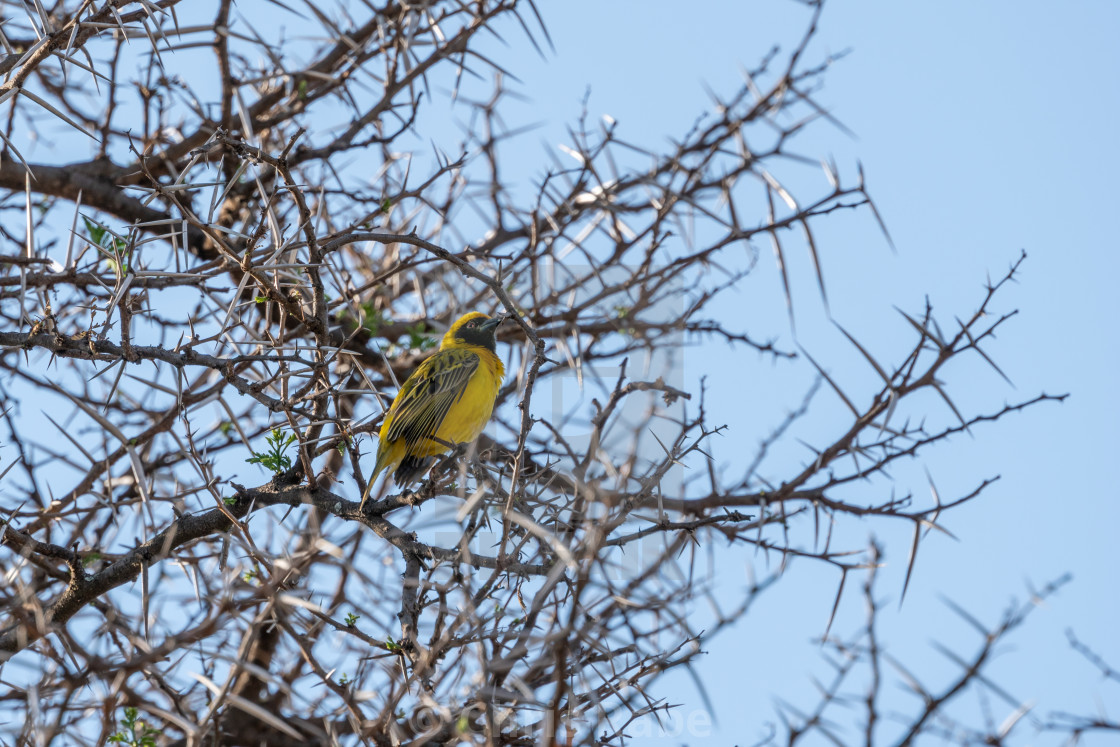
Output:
386,349,480,448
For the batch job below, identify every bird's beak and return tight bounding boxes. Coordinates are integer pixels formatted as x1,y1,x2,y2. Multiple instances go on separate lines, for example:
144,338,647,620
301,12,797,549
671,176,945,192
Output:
480,315,505,332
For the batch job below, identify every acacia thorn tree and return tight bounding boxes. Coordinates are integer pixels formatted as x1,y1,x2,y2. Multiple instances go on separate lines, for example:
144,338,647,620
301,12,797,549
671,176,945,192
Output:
0,1,1110,746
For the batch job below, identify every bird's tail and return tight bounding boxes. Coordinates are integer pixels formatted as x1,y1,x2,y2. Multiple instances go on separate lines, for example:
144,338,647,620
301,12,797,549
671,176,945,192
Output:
359,442,394,511
393,455,433,486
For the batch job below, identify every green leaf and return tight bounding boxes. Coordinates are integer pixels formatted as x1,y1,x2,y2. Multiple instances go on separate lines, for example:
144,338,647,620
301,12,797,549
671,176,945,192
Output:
404,322,437,351
359,304,387,335
246,428,297,474
107,707,161,747
82,216,107,245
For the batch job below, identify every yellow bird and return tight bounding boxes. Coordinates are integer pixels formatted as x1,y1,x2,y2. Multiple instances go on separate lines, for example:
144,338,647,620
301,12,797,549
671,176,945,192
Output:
367,311,506,492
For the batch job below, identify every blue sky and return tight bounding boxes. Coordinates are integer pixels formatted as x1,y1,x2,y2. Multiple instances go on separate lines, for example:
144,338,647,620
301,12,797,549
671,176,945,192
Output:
480,1,1120,742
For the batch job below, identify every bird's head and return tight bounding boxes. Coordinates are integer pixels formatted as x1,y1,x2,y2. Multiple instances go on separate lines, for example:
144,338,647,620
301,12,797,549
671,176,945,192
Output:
442,311,506,353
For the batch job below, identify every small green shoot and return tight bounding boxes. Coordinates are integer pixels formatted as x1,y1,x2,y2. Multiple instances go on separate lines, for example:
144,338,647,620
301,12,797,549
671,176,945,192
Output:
336,433,352,455
246,428,297,474
359,304,387,335
83,216,131,273
404,322,437,351
107,707,160,747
